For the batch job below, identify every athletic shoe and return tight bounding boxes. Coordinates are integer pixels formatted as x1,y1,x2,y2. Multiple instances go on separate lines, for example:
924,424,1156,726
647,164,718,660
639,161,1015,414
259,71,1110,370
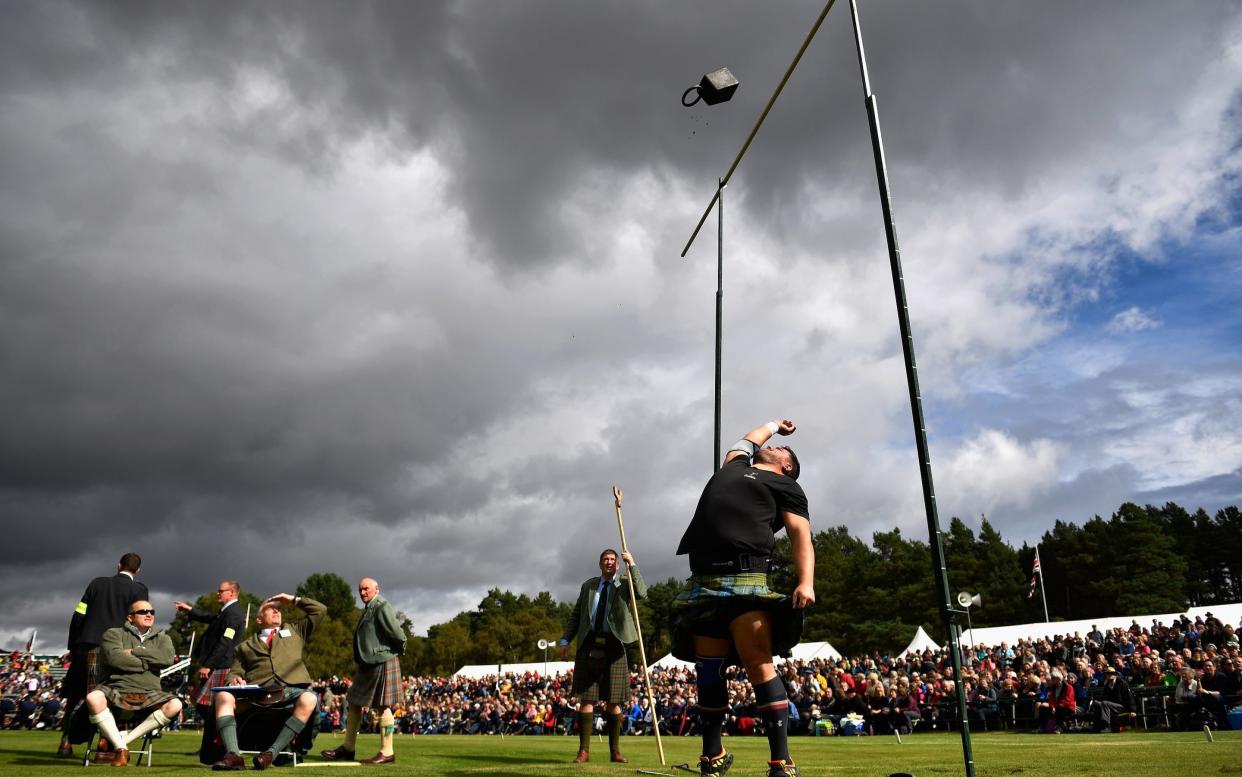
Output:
699,750,733,776
767,760,799,777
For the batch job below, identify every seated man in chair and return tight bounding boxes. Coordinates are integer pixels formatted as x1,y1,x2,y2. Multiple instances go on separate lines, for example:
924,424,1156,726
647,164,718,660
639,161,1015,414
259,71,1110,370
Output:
211,593,325,771
83,600,183,767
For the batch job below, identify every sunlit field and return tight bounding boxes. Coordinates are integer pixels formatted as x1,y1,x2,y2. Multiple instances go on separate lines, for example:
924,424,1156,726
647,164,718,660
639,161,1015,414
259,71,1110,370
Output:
1,728,1236,776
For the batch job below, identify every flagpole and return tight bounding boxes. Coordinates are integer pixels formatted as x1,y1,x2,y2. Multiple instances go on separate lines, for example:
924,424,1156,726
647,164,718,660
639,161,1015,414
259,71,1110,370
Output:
1036,545,1050,623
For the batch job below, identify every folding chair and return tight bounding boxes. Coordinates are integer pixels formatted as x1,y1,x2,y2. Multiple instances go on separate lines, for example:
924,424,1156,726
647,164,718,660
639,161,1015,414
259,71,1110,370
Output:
81,710,162,767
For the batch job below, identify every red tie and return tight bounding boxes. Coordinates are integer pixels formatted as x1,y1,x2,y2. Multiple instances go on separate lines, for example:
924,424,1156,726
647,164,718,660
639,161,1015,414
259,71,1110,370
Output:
266,630,276,649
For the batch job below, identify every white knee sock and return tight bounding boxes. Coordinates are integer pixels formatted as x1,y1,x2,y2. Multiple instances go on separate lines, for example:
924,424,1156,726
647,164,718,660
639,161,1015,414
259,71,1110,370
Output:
89,709,126,752
123,708,171,746
379,709,395,756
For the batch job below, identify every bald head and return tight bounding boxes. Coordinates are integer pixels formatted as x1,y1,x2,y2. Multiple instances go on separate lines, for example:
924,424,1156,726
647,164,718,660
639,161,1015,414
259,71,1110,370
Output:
358,578,379,604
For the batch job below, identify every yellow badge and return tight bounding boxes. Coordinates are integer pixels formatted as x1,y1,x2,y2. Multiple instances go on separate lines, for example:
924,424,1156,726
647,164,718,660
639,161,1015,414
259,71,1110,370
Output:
223,627,236,639
75,601,88,615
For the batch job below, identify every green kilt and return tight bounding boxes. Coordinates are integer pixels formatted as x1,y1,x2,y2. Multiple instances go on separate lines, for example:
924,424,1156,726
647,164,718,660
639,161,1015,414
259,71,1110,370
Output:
669,573,803,664
571,633,629,705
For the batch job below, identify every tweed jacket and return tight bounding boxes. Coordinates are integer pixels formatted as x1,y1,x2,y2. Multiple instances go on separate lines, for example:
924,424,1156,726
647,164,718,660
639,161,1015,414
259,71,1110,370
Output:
98,623,176,695
187,600,246,670
354,594,407,666
562,565,647,648
227,597,325,688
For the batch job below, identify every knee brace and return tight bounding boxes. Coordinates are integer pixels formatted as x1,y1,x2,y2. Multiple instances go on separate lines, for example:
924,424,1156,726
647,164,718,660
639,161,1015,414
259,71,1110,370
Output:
753,676,789,713
696,656,728,713
380,709,395,736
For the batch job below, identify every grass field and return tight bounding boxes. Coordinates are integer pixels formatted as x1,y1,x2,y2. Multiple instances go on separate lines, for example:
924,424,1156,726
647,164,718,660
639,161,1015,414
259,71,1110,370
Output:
1,729,1237,777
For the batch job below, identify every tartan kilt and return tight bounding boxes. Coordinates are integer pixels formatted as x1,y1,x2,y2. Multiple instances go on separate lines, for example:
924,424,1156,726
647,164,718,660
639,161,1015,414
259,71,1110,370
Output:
194,668,232,707
669,573,803,664
571,635,629,705
62,647,100,700
347,656,403,709
98,686,178,712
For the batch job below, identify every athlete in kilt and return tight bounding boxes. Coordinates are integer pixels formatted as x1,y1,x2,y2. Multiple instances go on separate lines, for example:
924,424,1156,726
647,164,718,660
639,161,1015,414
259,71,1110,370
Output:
560,549,646,764
672,419,814,777
82,600,183,768
212,594,325,771
174,580,245,710
322,578,408,766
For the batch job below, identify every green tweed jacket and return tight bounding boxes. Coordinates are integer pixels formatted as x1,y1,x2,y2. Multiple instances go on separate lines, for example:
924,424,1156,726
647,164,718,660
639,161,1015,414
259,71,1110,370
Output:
98,624,176,694
354,594,407,665
228,597,326,688
562,566,647,648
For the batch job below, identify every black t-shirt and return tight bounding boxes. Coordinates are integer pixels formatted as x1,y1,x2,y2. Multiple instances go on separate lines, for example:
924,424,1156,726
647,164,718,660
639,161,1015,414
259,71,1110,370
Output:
676,455,810,560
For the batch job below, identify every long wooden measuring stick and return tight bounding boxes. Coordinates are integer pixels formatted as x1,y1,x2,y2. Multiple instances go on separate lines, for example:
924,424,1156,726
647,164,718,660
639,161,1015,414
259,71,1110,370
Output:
612,486,665,765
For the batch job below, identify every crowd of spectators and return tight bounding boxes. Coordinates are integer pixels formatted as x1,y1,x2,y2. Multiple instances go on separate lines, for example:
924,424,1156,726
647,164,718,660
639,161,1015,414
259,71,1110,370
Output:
5,612,1239,737
305,611,1241,738
0,652,65,730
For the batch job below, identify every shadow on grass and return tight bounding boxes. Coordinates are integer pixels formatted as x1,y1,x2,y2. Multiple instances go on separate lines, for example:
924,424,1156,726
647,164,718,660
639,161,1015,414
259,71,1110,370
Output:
446,750,572,765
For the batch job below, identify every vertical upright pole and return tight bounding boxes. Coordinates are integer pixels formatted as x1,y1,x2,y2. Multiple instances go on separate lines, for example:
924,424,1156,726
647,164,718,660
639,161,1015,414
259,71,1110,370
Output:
612,487,666,765
1037,545,1050,623
846,1,974,774
714,178,725,472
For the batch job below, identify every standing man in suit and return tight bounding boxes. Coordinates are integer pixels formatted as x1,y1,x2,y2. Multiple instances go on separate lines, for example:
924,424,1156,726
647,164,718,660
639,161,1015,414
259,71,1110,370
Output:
559,548,647,764
322,578,408,766
58,553,149,757
175,581,245,728
211,594,325,771
671,419,813,777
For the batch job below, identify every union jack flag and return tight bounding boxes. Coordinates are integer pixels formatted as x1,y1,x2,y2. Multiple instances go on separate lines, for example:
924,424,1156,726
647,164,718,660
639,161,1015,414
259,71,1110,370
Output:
1027,549,1042,599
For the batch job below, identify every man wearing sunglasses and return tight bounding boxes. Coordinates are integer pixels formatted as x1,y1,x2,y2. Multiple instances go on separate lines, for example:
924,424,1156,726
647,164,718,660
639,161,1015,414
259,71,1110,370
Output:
83,601,182,767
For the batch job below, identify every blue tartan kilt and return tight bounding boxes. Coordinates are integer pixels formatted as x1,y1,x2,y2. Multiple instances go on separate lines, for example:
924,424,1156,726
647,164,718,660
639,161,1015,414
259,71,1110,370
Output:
669,573,803,664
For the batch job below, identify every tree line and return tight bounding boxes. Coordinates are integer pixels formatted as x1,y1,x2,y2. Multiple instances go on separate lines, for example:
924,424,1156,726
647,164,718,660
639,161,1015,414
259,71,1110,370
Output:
168,500,1240,677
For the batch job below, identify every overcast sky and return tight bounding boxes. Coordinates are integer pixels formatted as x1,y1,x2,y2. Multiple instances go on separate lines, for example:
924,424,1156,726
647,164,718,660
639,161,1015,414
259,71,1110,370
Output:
3,1,1240,653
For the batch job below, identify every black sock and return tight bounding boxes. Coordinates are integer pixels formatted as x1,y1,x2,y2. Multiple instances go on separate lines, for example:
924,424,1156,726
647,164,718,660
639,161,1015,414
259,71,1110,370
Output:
754,676,791,763
696,656,728,758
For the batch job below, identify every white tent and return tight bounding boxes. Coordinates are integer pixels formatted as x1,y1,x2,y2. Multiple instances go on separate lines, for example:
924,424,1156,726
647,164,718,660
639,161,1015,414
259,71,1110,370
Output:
650,642,843,671
777,641,842,662
648,653,695,671
452,661,574,679
964,601,1242,649
898,626,941,658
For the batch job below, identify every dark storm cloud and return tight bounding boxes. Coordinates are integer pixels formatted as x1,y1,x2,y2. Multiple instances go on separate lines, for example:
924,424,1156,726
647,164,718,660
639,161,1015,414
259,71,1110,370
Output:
2,0,1240,651
9,1,1235,269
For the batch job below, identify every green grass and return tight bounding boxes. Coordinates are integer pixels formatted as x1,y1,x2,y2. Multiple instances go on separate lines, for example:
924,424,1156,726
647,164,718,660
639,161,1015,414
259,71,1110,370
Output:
1,728,1238,776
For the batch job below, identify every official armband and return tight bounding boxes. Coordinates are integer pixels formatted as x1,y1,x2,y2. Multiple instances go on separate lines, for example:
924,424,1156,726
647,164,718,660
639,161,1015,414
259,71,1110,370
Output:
223,627,236,640
728,438,758,458
75,601,88,615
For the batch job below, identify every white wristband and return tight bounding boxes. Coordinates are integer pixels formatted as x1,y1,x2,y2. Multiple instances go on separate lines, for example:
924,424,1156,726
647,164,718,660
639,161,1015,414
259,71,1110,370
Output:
765,421,780,435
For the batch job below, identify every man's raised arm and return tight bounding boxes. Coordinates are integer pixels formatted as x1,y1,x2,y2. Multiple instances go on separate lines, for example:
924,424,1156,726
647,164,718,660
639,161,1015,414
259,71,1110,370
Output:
723,419,797,464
